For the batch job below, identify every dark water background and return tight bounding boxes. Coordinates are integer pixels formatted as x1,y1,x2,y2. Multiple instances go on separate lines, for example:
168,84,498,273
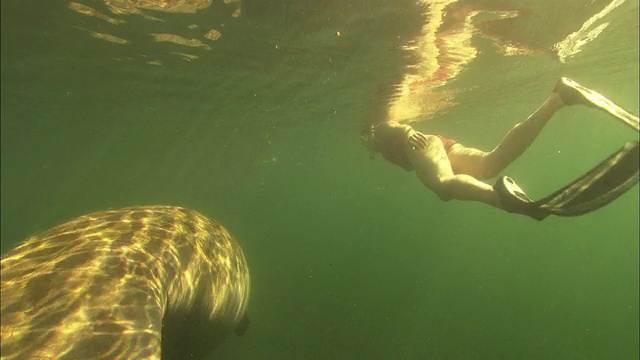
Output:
1,0,638,358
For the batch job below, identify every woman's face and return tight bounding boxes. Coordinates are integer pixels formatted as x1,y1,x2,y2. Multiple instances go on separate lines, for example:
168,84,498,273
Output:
360,125,377,158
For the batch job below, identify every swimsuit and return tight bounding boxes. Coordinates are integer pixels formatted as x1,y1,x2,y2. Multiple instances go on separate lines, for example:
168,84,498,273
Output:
437,134,458,152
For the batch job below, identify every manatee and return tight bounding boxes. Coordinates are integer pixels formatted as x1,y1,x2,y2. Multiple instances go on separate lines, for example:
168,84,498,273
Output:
1,205,251,359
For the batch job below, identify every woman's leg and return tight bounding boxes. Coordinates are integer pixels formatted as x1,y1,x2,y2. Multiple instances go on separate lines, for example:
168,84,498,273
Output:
406,135,505,209
448,92,565,179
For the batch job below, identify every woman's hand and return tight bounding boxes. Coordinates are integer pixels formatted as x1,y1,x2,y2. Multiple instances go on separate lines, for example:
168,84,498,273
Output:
408,131,428,150
382,122,428,150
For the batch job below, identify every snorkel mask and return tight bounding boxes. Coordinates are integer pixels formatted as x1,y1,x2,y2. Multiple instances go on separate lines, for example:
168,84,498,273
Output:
360,124,376,159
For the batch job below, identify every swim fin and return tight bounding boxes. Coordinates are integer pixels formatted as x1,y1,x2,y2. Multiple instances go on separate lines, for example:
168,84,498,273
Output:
554,77,639,131
495,141,639,220
493,176,549,221
535,141,639,217
495,78,640,220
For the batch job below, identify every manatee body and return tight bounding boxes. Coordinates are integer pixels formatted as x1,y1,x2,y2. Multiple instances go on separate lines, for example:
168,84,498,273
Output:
1,205,251,359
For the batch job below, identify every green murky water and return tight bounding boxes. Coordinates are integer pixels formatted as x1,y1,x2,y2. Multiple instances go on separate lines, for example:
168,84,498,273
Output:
2,0,638,358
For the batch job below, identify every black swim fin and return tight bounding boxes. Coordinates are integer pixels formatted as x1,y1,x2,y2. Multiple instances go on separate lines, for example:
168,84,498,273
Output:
535,141,639,217
555,77,639,131
495,141,639,220
493,176,549,221
495,78,640,220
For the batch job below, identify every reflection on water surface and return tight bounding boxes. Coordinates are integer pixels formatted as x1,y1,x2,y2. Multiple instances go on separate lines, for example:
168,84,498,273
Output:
63,0,631,121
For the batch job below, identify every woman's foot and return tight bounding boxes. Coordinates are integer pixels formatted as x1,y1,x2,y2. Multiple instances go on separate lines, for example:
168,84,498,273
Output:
494,176,549,221
553,77,639,131
553,77,598,107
